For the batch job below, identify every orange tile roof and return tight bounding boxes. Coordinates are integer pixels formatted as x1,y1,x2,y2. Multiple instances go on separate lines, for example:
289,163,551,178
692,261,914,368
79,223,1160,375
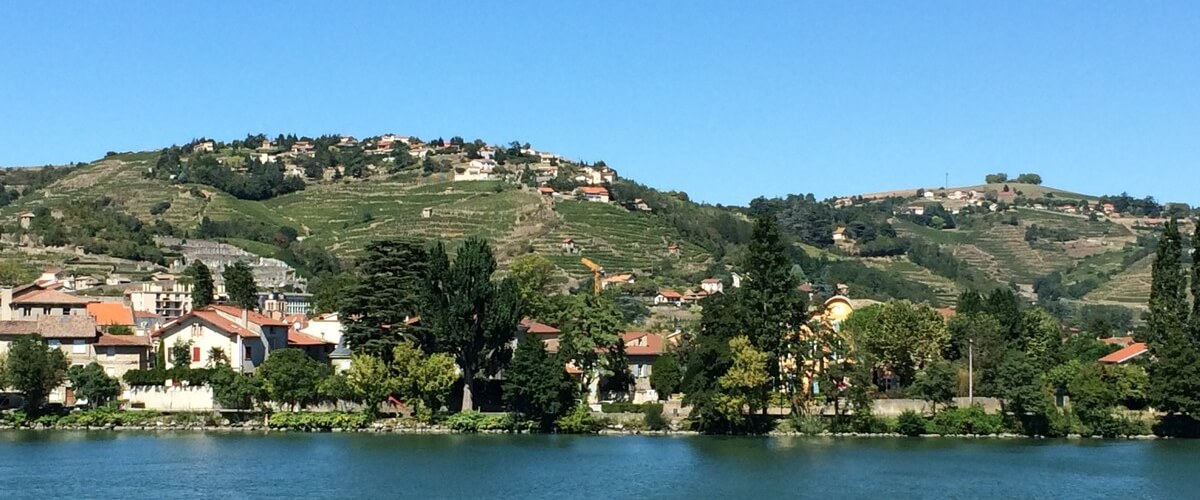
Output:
12,288,95,305
622,332,664,356
211,304,288,326
288,330,330,346
658,289,683,299
521,319,561,335
1099,342,1147,364
87,303,135,326
1099,336,1135,347
95,334,151,347
579,186,609,195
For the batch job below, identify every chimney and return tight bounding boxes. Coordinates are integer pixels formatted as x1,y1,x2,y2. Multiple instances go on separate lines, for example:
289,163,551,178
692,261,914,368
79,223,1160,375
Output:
0,287,11,321
241,307,249,329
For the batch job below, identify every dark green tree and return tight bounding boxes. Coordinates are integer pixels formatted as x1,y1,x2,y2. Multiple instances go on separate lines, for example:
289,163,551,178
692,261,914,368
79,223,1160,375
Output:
341,241,429,357
741,216,806,391
1,335,68,414
681,290,746,431
503,338,577,429
599,339,634,399
222,261,258,310
984,288,1023,342
649,354,682,399
210,365,263,410
424,238,523,411
1147,218,1200,416
257,348,330,410
66,362,120,409
557,293,624,396
910,359,957,414
185,260,214,309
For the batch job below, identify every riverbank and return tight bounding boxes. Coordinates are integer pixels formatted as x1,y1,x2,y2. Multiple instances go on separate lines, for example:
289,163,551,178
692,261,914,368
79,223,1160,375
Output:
0,421,1168,440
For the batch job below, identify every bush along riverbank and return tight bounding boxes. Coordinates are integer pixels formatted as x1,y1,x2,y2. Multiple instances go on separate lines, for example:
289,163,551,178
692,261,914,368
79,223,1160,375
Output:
3,403,1190,439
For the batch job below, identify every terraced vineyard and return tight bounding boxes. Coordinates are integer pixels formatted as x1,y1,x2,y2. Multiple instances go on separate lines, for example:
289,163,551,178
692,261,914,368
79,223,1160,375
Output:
1084,254,1154,305
862,257,960,306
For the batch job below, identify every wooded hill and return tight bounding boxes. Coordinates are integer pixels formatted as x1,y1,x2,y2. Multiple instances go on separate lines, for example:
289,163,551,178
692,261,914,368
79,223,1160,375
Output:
0,137,1182,315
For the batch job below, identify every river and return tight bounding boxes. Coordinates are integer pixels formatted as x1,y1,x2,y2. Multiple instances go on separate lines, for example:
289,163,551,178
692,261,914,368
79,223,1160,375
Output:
1,431,1196,499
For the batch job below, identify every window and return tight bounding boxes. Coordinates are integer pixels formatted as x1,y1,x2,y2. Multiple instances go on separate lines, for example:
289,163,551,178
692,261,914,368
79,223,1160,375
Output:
244,345,253,360
72,339,86,354
191,346,201,363
106,346,116,358
42,307,51,316
47,339,60,349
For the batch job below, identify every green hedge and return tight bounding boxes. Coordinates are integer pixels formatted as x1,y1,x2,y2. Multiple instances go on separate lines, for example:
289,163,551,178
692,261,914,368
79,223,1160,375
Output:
122,367,218,387
268,412,368,431
599,402,645,414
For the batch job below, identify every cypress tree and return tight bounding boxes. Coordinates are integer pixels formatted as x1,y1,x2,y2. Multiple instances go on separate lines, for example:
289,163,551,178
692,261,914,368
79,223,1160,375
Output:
1147,218,1200,415
185,260,214,309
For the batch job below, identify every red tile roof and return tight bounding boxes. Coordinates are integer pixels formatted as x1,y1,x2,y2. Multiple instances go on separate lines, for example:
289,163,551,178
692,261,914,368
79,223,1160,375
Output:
1099,342,1147,364
579,186,609,196
701,278,722,284
87,303,135,326
658,289,683,299
288,330,330,346
211,305,288,326
155,308,260,339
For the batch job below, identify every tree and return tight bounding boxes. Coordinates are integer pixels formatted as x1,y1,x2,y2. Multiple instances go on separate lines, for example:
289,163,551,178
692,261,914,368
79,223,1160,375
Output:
342,241,428,357
1018,308,1064,370
66,362,120,409
170,340,192,368
681,290,745,430
1147,218,1200,415
946,313,1006,395
984,173,1008,184
310,272,356,315
257,349,329,410
0,260,34,287
740,215,807,394
222,261,258,310
424,238,523,411
210,365,263,410
557,293,623,397
503,337,577,429
508,253,557,318
1014,173,1043,185
713,336,771,431
910,360,956,414
848,300,949,387
185,261,214,309
649,354,681,399
390,341,457,420
206,346,229,367
600,340,634,399
345,354,394,417
2,335,68,413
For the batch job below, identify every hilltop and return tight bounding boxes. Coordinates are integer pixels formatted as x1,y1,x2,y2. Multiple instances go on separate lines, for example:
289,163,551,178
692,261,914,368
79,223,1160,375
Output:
0,136,1181,315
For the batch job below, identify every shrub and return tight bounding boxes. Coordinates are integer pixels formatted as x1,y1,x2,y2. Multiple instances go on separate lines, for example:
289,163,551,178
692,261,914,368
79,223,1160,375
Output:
643,404,667,431
123,369,167,386
556,406,603,434
785,414,827,436
445,411,489,433
896,410,927,437
268,412,368,431
599,402,643,414
927,405,1003,436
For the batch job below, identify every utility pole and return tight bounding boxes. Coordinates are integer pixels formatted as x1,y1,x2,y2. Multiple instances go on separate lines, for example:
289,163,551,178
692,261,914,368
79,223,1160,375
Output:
945,172,950,189
968,338,974,404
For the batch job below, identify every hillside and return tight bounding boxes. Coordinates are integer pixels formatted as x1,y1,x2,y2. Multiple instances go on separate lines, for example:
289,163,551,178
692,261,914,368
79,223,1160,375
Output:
0,138,1176,313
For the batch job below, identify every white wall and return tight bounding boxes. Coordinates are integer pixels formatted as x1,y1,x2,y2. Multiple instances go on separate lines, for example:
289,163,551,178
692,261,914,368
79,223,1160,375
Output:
123,386,216,411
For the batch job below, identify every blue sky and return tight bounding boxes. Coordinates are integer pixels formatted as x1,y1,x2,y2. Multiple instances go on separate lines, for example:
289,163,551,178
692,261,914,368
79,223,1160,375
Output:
2,2,1198,206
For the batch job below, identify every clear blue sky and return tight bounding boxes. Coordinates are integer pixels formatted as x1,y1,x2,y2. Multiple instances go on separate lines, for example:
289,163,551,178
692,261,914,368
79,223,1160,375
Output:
2,2,1198,206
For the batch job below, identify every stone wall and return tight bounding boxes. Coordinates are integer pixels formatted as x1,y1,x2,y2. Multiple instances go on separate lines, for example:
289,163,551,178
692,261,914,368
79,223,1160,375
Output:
124,386,216,411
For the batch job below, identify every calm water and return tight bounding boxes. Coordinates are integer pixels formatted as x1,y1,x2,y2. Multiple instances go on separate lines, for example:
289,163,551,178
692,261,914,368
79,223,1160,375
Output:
1,431,1197,499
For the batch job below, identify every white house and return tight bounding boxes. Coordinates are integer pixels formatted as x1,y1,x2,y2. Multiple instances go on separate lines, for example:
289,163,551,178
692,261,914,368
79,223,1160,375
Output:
577,186,610,203
153,305,289,373
455,159,497,181
700,278,724,295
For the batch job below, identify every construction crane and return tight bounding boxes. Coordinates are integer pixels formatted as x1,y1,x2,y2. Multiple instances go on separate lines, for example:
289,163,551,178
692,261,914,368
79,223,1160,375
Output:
580,257,604,296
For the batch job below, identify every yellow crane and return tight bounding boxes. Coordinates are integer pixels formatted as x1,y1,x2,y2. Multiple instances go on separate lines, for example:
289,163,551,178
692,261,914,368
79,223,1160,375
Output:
580,257,604,296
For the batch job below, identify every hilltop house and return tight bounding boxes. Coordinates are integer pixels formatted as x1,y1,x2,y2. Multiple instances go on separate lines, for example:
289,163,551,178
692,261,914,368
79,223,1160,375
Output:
700,278,724,295
577,186,610,203
153,305,289,373
832,226,849,244
19,212,34,229
624,198,652,212
600,273,636,290
194,140,215,153
456,159,497,181
654,289,684,306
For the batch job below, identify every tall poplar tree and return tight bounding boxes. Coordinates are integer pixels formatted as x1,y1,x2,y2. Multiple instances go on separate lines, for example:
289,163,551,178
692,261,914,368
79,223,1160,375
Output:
741,216,807,388
222,262,259,311
424,238,522,411
185,260,214,309
1146,218,1200,415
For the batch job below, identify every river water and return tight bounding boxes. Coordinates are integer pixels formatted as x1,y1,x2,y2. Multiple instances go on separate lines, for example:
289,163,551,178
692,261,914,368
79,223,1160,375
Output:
0,431,1196,499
